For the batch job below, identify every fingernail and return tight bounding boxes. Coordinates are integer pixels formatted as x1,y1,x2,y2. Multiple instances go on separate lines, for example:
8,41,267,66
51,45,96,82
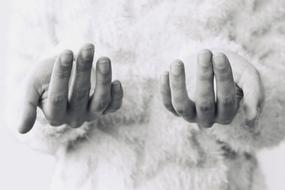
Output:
112,81,121,92
170,60,183,76
60,50,73,66
213,53,226,69
81,44,94,61
98,57,110,74
198,50,212,66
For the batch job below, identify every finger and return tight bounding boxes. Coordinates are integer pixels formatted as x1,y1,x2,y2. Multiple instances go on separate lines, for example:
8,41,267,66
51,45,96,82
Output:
195,50,215,128
169,60,196,121
104,80,123,114
213,53,237,124
45,50,73,125
160,72,178,115
240,68,263,127
69,44,94,117
89,57,112,113
18,79,41,134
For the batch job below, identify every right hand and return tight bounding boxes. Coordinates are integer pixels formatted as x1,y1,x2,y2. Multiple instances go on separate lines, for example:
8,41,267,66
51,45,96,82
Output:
160,49,263,128
18,43,123,134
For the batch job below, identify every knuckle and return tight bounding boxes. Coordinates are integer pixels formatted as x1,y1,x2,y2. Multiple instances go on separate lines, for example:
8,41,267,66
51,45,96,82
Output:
45,111,65,124
55,69,71,79
197,101,214,113
219,96,235,107
170,83,182,91
216,70,232,81
96,89,110,100
173,95,186,105
197,71,213,81
198,61,211,70
183,102,196,118
97,77,112,85
73,88,90,102
93,100,109,112
49,95,66,105
92,93,111,112
77,61,93,72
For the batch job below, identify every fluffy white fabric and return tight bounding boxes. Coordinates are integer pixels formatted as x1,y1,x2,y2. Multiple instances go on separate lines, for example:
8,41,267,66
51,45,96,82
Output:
4,0,285,189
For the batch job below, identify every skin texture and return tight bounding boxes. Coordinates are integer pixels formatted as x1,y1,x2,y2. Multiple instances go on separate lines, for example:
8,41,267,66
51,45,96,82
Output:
18,44,263,133
18,43,123,133
160,49,263,128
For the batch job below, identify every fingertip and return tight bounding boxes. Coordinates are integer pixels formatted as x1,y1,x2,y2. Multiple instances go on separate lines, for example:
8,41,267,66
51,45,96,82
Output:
197,50,213,73
199,49,212,56
80,43,95,55
60,50,74,66
170,60,184,76
18,125,32,134
80,44,94,62
97,57,111,74
198,49,212,64
18,110,37,134
160,71,169,84
212,52,228,69
81,43,95,50
112,80,123,96
97,56,111,64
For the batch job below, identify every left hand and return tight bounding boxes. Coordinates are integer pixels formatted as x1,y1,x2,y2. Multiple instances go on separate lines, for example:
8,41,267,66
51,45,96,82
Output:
160,49,263,128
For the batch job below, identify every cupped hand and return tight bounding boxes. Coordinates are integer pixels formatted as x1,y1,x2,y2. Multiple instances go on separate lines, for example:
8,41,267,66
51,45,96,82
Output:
18,43,123,134
160,49,263,128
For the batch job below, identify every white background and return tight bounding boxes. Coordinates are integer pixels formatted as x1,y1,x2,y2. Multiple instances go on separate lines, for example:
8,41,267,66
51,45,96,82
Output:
0,0,285,189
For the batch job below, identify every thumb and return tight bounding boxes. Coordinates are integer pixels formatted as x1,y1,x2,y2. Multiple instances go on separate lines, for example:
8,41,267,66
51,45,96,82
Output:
18,102,37,134
18,79,41,134
240,69,264,128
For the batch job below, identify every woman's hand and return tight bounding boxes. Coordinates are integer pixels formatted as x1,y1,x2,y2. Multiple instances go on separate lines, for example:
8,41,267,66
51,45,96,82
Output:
18,43,123,133
160,49,263,128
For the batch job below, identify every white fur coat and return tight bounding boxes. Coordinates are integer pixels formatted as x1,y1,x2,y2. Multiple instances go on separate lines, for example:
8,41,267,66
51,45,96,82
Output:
4,0,285,189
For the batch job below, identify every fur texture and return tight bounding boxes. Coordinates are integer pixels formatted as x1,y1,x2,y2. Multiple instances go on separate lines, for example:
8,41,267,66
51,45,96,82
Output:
4,0,285,189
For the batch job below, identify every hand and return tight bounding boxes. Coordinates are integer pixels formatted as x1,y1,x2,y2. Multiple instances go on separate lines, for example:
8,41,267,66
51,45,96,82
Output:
160,49,263,128
18,43,123,134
